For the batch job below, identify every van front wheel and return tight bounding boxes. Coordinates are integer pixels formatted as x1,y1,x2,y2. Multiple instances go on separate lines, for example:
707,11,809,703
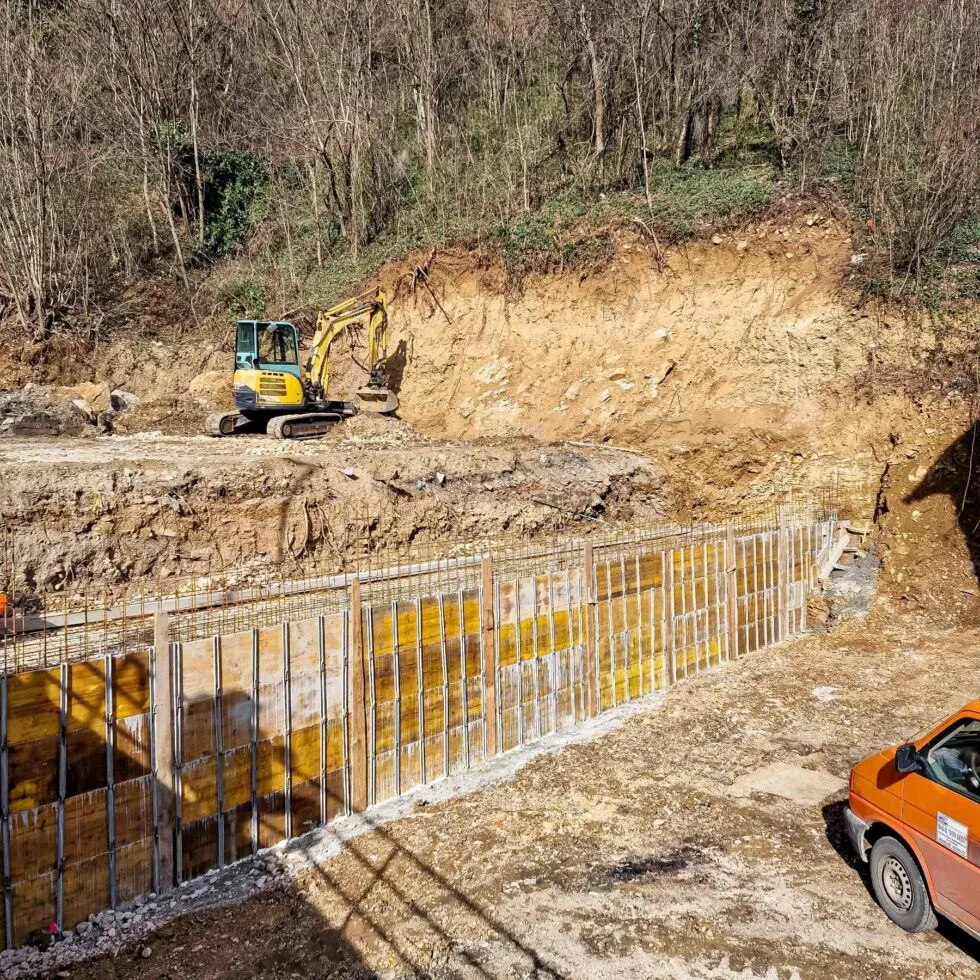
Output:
869,836,937,933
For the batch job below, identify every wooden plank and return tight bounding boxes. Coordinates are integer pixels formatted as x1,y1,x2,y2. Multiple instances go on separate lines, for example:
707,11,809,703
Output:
7,669,61,744
481,558,497,758
113,654,150,721
348,579,368,813
153,613,176,894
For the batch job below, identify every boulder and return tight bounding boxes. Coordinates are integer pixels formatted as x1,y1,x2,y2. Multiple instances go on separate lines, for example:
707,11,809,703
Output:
110,389,140,412
58,381,112,417
0,384,93,437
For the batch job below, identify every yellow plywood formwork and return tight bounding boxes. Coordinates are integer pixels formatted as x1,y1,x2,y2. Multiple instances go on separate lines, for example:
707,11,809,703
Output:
0,518,833,950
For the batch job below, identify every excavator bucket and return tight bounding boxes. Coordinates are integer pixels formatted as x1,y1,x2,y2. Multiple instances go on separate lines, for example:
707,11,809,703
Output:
353,385,398,414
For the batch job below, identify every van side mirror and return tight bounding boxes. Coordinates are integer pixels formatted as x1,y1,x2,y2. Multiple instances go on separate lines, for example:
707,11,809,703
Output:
895,743,921,774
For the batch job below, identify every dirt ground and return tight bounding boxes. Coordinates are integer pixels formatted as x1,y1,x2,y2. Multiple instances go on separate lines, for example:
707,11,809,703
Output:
0,415,667,594
59,593,980,980
4,209,980,979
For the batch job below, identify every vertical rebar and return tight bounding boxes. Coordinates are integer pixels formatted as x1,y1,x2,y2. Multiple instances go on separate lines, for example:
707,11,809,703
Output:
0,674,10,950
392,600,402,795
173,642,184,883
318,616,327,826
457,589,470,768
438,594,449,775
341,607,352,816
282,623,292,839
213,635,225,867
56,662,67,929
104,653,117,908
414,597,425,784
250,628,259,853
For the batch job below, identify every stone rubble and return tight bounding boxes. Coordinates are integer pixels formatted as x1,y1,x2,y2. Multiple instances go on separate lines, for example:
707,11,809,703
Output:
0,850,295,979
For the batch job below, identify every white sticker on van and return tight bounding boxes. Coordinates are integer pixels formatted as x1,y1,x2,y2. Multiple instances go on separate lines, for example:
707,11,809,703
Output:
937,812,969,859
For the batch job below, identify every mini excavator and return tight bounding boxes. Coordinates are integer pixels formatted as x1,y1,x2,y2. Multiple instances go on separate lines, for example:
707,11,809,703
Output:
205,287,398,439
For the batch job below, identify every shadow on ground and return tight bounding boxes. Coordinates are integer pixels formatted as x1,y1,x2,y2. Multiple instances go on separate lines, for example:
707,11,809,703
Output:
905,421,980,587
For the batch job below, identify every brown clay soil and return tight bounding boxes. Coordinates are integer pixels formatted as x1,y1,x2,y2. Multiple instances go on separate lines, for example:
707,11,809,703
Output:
4,217,975,598
63,596,980,980
0,414,667,593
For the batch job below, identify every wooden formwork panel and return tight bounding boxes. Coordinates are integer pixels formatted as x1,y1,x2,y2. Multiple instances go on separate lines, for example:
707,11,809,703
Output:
116,837,153,906
113,775,152,850
0,521,829,950
61,853,109,941
221,802,253,866
8,803,57,884
399,741,423,794
290,777,321,836
12,870,56,947
221,745,252,811
172,612,348,883
62,788,110,930
7,668,62,744
181,757,218,824
113,713,151,785
256,791,287,849
419,733,443,784
181,815,218,881
8,733,59,813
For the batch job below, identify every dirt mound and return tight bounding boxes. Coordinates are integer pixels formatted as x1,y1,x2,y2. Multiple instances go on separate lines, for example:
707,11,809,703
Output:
0,425,666,594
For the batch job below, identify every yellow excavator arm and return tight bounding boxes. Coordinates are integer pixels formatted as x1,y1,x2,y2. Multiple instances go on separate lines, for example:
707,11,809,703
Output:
305,288,391,403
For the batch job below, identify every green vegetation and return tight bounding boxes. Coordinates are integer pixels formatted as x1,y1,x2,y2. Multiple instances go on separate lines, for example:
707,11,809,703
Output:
198,151,269,260
224,280,267,320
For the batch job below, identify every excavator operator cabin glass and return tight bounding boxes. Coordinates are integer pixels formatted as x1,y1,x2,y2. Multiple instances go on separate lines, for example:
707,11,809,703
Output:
235,321,257,370
259,324,299,365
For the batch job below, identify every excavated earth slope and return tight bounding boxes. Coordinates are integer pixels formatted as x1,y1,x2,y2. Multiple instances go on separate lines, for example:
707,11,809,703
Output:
0,416,665,592
1,215,977,610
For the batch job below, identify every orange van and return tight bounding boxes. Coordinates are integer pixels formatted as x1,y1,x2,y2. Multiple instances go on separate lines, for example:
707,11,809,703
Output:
845,700,980,939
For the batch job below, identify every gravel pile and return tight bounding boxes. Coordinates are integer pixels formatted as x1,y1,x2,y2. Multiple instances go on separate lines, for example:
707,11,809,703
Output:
0,850,295,979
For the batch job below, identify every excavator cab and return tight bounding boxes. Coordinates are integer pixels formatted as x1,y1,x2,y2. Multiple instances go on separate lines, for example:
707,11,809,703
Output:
232,321,305,411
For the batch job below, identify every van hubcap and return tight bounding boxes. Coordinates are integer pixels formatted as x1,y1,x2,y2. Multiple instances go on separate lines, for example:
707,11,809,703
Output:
882,856,913,911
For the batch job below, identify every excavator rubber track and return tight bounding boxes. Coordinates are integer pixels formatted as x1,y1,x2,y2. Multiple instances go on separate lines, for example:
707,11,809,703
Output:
267,413,345,440
205,411,247,437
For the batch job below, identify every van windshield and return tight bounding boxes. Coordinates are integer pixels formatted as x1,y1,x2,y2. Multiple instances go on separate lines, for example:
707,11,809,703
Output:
924,718,980,802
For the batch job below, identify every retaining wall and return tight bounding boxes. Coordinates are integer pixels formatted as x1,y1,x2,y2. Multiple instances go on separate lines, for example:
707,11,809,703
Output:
0,515,844,948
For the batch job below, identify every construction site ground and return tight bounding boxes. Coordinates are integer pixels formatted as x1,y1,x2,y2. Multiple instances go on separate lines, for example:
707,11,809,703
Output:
5,216,980,978
58,594,980,980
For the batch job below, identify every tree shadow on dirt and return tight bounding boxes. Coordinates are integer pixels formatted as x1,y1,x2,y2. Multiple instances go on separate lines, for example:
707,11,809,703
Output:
904,421,980,587
821,800,980,962
284,806,567,979
153,688,564,978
